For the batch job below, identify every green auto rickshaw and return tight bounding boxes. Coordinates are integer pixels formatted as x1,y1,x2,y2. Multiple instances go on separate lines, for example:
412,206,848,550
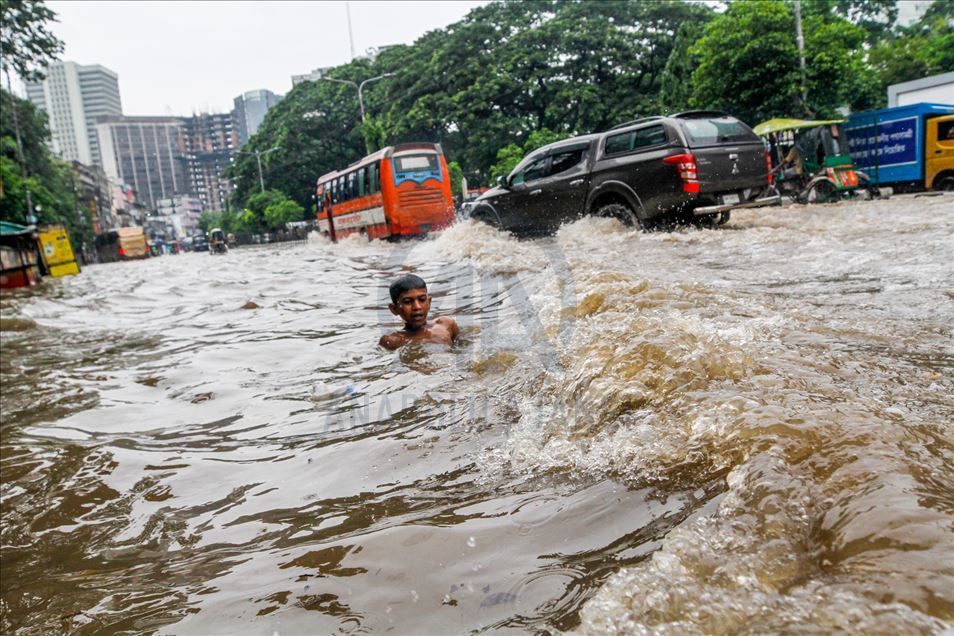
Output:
755,118,875,203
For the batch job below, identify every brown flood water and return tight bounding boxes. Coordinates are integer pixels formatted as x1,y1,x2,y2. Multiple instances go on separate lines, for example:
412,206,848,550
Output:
1,195,952,634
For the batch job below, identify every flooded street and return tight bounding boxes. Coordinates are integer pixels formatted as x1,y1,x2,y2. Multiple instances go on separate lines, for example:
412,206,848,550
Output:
2,195,952,634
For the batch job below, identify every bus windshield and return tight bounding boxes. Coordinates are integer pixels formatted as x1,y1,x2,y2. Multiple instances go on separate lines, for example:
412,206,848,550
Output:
394,154,439,173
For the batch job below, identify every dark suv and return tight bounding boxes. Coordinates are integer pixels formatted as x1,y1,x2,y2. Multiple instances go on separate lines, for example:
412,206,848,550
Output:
468,112,779,233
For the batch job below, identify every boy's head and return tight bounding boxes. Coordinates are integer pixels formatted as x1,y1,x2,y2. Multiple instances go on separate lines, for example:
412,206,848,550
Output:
388,274,430,329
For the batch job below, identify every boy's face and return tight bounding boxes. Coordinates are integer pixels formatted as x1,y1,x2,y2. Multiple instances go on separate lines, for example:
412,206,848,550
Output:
390,287,430,329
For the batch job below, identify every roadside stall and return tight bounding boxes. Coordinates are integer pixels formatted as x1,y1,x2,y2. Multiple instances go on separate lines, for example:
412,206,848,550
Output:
0,221,42,289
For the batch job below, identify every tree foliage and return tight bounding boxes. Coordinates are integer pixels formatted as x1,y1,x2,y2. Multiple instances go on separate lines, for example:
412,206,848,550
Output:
489,127,570,182
447,161,464,199
229,0,713,209
0,88,93,248
689,1,874,122
228,0,949,209
0,0,63,80
264,199,305,230
867,2,954,92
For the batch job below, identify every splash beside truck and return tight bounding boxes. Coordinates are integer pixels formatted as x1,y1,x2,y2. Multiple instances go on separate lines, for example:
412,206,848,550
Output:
846,102,954,193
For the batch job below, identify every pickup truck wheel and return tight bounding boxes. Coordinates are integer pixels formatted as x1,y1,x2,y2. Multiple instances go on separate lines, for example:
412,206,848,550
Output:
594,203,639,228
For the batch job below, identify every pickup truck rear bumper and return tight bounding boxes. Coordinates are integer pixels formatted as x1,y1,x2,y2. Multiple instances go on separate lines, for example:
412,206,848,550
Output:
693,194,782,216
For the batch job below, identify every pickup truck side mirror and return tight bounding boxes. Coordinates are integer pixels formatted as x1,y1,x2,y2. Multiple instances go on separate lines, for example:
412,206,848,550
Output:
496,175,507,188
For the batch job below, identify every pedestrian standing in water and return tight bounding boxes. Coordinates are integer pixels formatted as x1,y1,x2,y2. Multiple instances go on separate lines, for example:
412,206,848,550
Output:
379,274,460,350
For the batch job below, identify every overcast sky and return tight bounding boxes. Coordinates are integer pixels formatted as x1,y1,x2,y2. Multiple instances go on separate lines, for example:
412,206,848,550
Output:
42,1,486,116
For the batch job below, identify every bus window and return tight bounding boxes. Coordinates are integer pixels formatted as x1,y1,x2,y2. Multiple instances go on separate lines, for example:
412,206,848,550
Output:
348,172,356,200
358,168,366,196
370,163,379,193
337,176,346,201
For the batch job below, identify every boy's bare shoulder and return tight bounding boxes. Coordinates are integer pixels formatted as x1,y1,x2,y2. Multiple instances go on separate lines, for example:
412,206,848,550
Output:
379,332,407,350
435,316,460,337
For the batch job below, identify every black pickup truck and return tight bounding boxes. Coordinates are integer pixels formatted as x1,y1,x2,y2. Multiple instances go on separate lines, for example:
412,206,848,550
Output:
468,111,780,233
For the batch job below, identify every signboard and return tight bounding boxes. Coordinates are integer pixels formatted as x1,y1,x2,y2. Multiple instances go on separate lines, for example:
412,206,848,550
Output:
847,116,918,169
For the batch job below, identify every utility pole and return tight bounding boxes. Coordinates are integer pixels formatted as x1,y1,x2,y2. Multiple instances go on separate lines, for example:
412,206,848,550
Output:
5,70,34,224
251,147,279,192
346,1,356,60
794,0,808,114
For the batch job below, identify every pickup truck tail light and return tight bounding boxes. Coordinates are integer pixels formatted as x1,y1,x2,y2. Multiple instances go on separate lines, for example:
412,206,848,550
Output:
663,153,699,193
119,247,125,256
765,149,774,185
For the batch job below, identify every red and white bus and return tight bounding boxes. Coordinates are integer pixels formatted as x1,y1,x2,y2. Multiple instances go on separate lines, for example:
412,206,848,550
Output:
315,142,455,239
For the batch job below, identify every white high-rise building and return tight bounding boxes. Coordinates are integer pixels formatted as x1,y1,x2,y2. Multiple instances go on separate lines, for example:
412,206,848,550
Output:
232,89,283,145
24,61,123,167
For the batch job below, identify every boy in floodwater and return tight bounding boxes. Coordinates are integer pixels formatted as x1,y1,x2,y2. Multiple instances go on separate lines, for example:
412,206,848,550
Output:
379,274,460,350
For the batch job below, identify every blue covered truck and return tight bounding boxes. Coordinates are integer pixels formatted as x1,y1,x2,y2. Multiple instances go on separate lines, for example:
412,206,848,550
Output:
846,102,954,192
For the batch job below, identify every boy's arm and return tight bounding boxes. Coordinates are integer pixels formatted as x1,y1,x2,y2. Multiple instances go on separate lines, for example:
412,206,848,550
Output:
379,333,404,350
437,316,461,340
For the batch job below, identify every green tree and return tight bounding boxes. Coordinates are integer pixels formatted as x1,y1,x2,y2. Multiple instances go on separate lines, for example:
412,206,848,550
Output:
447,161,464,199
689,0,871,123
659,21,709,112
867,3,954,99
197,211,221,234
804,0,899,45
233,0,713,197
0,0,64,80
0,89,91,249
264,199,305,231
488,127,569,182
489,144,525,183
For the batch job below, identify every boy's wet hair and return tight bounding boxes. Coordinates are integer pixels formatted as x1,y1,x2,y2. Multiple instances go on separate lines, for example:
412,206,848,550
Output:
389,274,427,303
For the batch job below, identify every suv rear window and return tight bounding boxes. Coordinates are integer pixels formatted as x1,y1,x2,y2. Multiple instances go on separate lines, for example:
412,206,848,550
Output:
604,124,668,156
679,116,758,144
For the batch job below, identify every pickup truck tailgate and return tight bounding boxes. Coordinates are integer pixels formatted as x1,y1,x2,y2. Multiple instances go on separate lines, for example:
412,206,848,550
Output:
692,142,768,192
677,114,768,193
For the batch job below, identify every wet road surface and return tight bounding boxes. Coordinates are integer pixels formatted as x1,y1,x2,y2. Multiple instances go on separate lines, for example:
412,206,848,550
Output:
1,195,952,634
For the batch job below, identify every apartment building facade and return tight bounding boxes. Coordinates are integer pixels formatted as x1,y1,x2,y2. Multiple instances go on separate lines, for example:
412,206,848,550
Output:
25,61,123,167
96,116,189,212
183,112,238,212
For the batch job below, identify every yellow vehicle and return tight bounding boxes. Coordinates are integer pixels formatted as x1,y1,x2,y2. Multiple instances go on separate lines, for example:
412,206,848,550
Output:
925,114,954,191
37,224,81,278
116,227,149,259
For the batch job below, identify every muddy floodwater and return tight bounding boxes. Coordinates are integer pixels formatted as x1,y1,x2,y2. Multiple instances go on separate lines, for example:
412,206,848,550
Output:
1,196,952,634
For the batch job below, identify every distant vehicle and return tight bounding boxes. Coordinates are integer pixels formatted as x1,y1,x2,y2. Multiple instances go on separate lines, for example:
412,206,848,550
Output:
148,240,164,257
116,227,149,259
209,228,228,254
192,234,210,252
846,103,954,192
756,118,865,203
467,111,779,234
315,142,455,240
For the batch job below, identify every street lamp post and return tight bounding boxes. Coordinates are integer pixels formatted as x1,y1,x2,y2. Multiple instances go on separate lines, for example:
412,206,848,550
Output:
320,73,395,153
253,147,279,193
